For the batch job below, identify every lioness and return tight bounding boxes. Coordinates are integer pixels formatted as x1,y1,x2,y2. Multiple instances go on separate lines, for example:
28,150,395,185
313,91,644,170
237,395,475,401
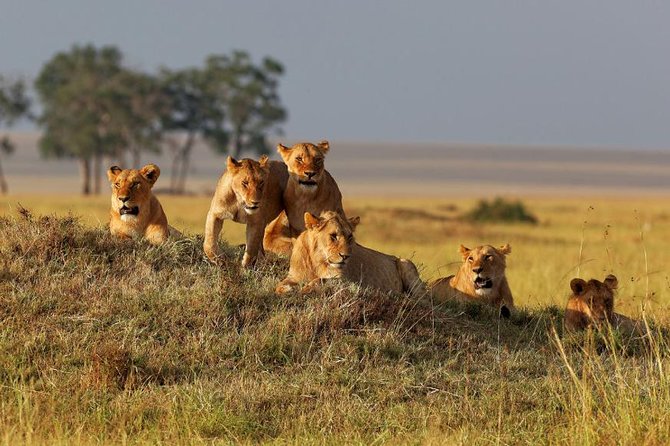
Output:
564,274,645,335
203,155,288,268
430,244,514,317
275,211,424,295
263,140,344,255
108,164,170,244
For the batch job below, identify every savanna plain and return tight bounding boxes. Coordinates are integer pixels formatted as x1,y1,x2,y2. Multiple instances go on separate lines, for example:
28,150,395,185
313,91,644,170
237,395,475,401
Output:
2,190,670,445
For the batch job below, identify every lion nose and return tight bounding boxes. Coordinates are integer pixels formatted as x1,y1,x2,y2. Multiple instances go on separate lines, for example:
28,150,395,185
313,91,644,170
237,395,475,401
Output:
305,171,316,179
118,195,129,203
473,266,483,274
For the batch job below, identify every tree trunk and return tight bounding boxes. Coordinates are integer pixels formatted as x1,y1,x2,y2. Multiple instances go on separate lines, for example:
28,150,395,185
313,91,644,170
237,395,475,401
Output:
0,156,7,194
232,132,243,159
132,145,141,169
176,132,195,194
93,151,102,195
79,157,91,195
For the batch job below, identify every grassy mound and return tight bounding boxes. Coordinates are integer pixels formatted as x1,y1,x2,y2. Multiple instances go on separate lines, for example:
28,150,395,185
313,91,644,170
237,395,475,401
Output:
1,210,669,444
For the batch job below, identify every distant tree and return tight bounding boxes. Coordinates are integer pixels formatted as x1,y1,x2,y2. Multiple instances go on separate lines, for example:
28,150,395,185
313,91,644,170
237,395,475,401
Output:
0,77,31,194
159,67,228,193
35,44,128,195
206,51,287,158
110,70,168,168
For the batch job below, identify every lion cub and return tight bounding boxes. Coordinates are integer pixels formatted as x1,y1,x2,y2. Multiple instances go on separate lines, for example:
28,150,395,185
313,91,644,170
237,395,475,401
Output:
430,244,514,317
275,211,424,296
263,140,344,255
565,274,645,335
203,155,288,268
108,164,171,244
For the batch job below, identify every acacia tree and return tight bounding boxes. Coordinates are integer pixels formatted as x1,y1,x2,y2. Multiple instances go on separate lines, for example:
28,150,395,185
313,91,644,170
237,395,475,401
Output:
0,77,30,194
35,44,128,195
159,67,227,193
206,51,287,158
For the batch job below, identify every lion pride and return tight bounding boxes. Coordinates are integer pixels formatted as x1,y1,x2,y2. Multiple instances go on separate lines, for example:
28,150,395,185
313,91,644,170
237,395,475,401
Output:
564,274,645,335
203,155,288,268
263,140,345,255
430,244,514,317
275,211,424,296
107,164,170,244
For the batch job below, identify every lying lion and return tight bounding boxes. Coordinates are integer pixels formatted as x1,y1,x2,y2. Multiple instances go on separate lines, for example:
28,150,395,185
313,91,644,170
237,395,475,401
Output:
203,155,288,268
275,211,424,296
564,274,646,336
263,140,345,255
107,164,173,244
430,244,514,317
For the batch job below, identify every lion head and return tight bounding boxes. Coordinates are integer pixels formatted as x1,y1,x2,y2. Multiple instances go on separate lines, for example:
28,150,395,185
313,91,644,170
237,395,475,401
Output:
277,141,330,191
458,244,511,296
227,155,270,216
107,164,161,222
303,211,360,277
569,275,618,324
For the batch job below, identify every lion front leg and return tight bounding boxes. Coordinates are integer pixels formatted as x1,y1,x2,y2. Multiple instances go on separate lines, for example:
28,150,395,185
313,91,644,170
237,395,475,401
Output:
242,221,265,268
203,210,224,263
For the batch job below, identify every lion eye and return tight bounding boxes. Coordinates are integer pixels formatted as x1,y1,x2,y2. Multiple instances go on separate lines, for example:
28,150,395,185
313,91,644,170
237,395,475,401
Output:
485,255,493,261
467,257,473,263
330,233,337,242
347,234,354,242
242,181,249,188
114,183,120,189
132,182,140,189
295,156,303,163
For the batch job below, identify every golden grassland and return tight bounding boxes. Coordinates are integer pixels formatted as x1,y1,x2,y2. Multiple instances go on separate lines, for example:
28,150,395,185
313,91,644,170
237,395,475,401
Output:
3,193,670,320
2,194,670,444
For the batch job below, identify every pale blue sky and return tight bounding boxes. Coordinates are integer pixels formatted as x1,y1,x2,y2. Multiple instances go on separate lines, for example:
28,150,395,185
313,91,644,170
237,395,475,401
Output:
2,1,670,148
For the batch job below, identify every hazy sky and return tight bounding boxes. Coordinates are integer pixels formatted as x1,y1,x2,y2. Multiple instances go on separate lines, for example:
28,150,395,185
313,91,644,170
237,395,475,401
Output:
2,1,670,148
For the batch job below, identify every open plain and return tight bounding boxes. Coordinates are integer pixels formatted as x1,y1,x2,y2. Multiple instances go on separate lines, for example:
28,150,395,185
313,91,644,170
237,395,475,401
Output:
2,135,670,444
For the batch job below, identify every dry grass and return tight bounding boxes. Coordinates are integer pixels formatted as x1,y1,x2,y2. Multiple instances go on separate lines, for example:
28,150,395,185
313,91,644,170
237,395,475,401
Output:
2,196,670,444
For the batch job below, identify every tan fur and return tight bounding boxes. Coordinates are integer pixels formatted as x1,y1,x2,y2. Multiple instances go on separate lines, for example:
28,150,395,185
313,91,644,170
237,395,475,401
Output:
203,155,288,268
564,274,646,336
107,164,171,244
430,244,514,315
275,211,424,296
263,141,344,255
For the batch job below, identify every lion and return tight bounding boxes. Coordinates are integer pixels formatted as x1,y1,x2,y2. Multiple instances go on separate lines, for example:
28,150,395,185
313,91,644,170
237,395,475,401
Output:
263,140,344,255
564,274,646,336
430,244,514,317
107,164,172,244
275,211,425,296
203,155,288,268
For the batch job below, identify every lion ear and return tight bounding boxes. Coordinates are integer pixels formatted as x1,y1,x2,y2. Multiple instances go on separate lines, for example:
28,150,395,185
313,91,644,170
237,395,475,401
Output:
277,143,291,161
570,278,587,295
304,212,321,230
107,166,123,183
227,156,241,172
498,244,512,255
348,216,361,231
458,244,471,260
140,164,160,186
604,274,618,290
317,140,330,154
258,154,269,169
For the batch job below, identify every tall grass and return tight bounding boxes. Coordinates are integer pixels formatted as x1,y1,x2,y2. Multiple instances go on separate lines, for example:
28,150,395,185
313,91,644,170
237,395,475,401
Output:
1,208,670,444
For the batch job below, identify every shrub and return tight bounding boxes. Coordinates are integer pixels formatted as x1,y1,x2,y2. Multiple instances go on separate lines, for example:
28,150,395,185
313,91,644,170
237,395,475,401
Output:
464,197,538,224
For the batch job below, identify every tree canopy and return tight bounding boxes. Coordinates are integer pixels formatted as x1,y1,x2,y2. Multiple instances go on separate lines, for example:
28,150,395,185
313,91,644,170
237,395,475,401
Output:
33,44,287,195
